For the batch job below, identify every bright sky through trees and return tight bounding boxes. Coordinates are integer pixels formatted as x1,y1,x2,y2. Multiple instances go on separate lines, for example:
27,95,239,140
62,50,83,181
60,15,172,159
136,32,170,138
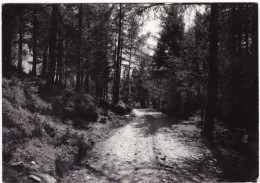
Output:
141,5,206,55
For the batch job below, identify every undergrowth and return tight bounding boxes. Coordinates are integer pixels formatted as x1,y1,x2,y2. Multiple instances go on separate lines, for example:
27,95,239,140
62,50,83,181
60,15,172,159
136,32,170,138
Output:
2,73,131,182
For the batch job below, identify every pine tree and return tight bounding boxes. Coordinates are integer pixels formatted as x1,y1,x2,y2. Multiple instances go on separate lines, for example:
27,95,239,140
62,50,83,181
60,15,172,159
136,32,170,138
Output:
202,4,219,140
46,4,59,90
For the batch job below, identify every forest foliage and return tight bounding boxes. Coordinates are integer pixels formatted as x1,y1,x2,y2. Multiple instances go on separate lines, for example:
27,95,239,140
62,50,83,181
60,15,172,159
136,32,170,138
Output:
149,4,258,141
2,3,258,152
2,3,259,181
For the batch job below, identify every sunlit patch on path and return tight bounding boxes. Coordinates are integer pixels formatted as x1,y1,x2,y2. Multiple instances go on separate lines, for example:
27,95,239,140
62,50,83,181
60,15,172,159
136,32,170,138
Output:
132,108,164,117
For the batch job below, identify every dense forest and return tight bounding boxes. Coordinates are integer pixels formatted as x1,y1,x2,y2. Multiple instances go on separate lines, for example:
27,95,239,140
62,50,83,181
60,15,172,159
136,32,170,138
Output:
2,3,258,182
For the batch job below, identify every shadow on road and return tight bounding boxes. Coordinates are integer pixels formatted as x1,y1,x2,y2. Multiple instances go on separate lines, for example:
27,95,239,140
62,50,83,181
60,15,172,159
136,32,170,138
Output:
134,114,252,182
82,163,121,182
134,115,181,137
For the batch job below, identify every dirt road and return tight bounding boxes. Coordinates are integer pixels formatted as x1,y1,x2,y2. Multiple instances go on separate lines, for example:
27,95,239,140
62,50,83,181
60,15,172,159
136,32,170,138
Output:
66,108,226,183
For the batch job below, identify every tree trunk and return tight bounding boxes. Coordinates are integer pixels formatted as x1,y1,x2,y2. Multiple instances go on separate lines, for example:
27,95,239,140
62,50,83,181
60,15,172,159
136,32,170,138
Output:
230,5,238,126
46,4,59,90
202,4,219,140
32,14,38,76
103,83,108,100
2,5,15,75
194,24,202,113
64,34,69,87
229,5,244,128
247,5,258,180
41,45,48,78
84,69,90,93
236,5,243,126
245,4,249,60
84,8,91,93
112,38,118,102
117,31,123,90
127,44,132,100
251,4,258,79
55,30,60,84
113,4,122,105
80,66,84,91
18,20,23,72
55,30,63,85
76,5,83,92
59,34,63,85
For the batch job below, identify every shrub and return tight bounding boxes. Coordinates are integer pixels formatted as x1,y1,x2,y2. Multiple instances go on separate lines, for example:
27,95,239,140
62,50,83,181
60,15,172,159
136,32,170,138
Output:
74,135,88,164
3,127,27,163
99,117,107,124
2,113,15,128
111,100,133,115
3,143,15,163
32,126,43,138
98,99,111,110
44,123,56,138
55,155,71,179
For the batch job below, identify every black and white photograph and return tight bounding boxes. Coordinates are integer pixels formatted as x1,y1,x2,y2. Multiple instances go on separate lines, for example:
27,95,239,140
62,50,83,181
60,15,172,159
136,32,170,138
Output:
2,2,259,182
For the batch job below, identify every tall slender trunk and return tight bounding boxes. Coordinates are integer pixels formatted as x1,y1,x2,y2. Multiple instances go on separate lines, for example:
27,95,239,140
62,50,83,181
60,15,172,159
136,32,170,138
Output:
118,30,123,87
18,20,23,72
244,5,250,76
127,44,132,100
248,4,258,180
46,4,59,90
230,5,243,127
58,33,63,85
103,83,108,99
251,4,258,78
113,4,122,105
64,34,69,87
55,30,61,84
236,6,243,124
76,5,83,92
80,65,84,91
230,5,238,126
41,45,48,78
84,67,89,93
3,5,15,75
84,7,91,93
194,24,202,112
64,60,67,87
193,53,201,110
112,38,118,102
202,4,219,140
32,14,38,76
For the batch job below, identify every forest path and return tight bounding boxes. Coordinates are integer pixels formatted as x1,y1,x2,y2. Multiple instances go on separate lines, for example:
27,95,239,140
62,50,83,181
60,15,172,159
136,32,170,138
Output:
66,108,226,183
